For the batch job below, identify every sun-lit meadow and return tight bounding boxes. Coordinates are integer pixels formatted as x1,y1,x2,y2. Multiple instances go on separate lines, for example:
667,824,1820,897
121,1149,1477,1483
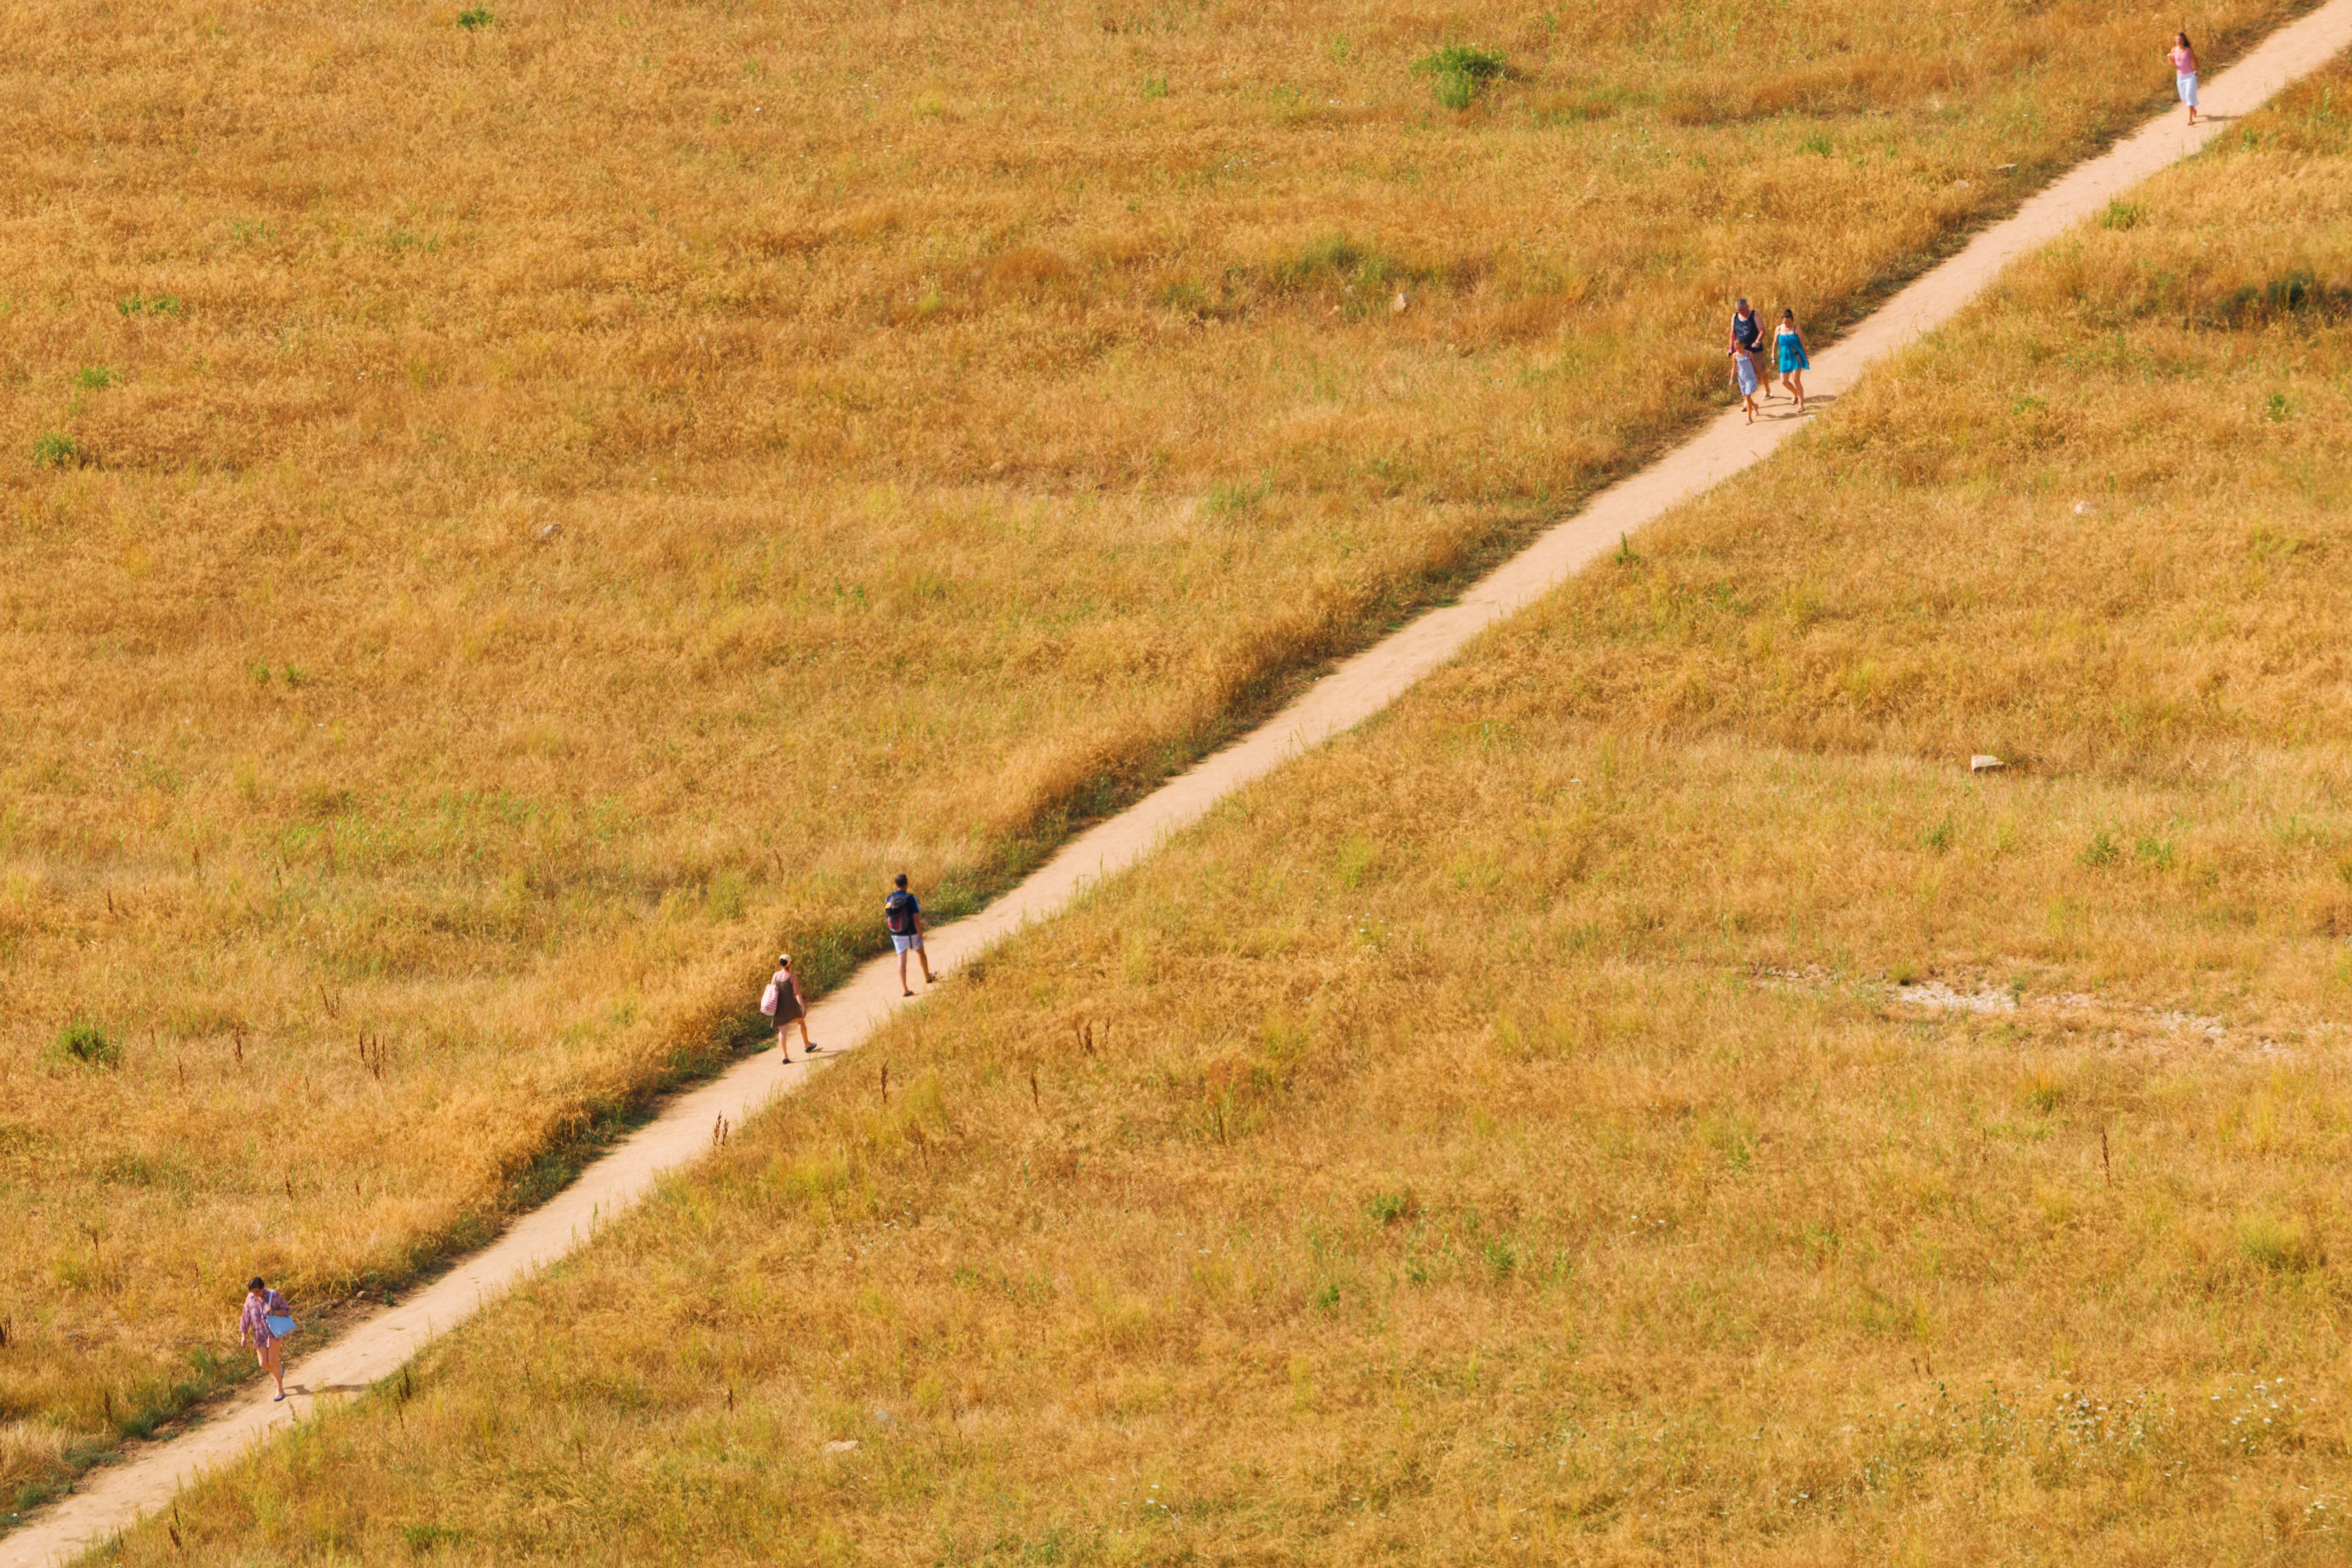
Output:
6,0,2307,1503
91,60,2352,1565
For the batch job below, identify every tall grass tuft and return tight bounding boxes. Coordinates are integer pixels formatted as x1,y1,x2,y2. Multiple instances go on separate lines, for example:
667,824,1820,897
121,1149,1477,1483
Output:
49,1020,121,1070
32,431,85,467
1412,43,1507,110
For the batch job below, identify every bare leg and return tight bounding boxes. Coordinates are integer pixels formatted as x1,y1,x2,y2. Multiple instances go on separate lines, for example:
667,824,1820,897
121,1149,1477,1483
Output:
1786,368,1806,409
918,946,935,983
796,1018,815,1049
899,950,913,996
261,1342,286,1399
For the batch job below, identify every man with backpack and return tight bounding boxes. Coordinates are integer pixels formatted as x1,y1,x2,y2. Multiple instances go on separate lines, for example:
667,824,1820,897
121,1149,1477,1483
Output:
885,873,933,996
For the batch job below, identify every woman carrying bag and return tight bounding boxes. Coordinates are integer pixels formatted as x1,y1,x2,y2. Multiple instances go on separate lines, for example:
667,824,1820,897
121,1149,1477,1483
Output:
239,1276,296,1402
762,954,818,1063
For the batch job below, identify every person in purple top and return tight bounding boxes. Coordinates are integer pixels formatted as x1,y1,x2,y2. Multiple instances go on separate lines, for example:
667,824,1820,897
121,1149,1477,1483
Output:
238,1276,294,1401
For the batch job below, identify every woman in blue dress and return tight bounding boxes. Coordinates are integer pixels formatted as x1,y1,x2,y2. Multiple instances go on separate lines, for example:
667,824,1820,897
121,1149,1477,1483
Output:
1775,309,1811,412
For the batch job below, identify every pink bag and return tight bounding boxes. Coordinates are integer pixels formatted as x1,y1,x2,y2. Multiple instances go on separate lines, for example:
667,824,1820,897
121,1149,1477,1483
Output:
759,979,779,1018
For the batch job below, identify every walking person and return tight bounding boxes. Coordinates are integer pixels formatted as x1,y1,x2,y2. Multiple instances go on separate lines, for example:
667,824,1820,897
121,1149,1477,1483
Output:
762,953,817,1062
2170,32,2200,125
885,873,933,996
1775,309,1811,411
1730,337,1760,423
1730,297,1775,399
238,1276,295,1402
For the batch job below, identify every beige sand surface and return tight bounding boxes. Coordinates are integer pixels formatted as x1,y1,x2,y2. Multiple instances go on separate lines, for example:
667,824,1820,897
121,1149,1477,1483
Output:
12,10,2352,1559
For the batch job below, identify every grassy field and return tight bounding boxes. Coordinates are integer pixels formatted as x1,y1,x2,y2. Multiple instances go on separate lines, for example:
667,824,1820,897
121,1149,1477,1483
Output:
94,56,2352,1567
0,0,2312,1511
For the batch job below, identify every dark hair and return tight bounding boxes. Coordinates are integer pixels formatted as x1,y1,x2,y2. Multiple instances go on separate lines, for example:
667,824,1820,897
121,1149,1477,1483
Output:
894,873,909,889
777,953,792,968
2176,30,2191,47
1736,298,1749,309
247,1276,266,1291
1781,309,1795,320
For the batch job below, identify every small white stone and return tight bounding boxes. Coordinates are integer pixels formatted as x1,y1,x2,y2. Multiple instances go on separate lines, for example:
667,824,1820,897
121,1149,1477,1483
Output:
1970,755,2005,772
824,1439,860,1454
1390,292,1408,314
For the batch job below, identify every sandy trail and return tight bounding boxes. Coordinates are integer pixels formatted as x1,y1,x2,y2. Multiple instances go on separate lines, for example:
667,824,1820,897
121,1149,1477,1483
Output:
13,11,2352,1561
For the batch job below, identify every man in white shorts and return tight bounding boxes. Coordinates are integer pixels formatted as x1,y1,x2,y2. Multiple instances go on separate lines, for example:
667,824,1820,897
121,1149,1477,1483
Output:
885,873,933,996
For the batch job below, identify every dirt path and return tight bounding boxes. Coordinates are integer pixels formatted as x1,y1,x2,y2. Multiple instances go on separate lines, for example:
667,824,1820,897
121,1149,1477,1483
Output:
14,12,2352,1561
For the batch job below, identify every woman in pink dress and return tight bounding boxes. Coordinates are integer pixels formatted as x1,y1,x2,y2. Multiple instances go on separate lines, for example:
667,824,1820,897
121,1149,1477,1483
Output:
2169,33,2200,126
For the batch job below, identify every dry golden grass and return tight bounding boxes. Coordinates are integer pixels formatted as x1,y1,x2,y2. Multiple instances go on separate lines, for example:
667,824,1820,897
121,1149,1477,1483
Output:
0,0,2314,1509
90,60,2352,1565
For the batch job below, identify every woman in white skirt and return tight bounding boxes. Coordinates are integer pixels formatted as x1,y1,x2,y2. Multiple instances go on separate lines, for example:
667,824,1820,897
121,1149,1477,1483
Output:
2169,33,2200,126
